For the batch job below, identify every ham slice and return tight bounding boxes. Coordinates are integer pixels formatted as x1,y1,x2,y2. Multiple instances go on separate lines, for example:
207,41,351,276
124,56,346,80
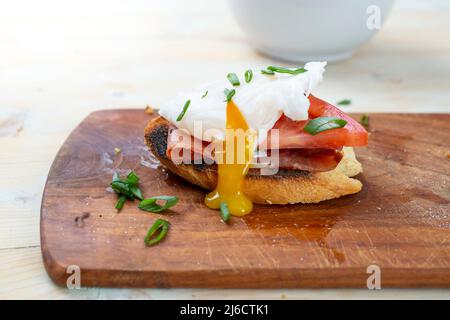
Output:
167,129,343,172
166,96,368,172
275,148,343,172
166,128,214,164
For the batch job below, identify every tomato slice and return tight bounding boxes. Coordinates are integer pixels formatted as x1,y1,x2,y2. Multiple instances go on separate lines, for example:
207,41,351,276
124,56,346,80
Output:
267,95,368,149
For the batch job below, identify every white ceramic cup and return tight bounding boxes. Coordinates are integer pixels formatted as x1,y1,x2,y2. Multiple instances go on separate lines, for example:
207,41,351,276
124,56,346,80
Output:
228,0,395,63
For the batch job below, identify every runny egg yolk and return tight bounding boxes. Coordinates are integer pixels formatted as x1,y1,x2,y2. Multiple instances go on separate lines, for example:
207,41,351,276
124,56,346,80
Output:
204,100,254,216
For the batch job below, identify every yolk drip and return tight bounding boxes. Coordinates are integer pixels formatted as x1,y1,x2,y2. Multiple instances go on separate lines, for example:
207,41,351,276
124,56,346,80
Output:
204,100,254,216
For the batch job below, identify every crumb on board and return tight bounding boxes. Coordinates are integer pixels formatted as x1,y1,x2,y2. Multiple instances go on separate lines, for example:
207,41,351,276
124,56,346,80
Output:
447,151,450,159
360,113,369,128
145,105,154,114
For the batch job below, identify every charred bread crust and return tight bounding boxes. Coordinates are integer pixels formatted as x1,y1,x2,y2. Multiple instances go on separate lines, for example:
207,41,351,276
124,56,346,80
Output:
144,116,363,204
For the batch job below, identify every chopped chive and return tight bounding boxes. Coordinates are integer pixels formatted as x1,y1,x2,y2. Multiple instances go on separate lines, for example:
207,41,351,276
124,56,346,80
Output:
224,88,236,102
201,90,208,98
126,171,139,186
244,69,253,83
138,196,179,213
227,73,240,86
220,202,231,223
337,99,352,106
360,114,369,128
111,180,135,199
115,195,127,211
176,100,191,121
267,66,307,75
111,171,144,204
303,117,347,135
144,219,170,246
261,69,275,75
130,186,144,200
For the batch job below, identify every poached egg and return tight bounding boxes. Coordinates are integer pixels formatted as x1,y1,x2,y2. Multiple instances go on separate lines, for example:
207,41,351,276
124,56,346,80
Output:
159,62,327,216
159,62,327,143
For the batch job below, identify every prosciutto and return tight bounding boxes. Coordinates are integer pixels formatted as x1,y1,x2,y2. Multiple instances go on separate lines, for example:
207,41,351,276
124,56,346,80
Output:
166,96,368,172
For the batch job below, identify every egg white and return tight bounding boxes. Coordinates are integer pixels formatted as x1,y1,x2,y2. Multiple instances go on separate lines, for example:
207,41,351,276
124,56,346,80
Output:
158,61,327,142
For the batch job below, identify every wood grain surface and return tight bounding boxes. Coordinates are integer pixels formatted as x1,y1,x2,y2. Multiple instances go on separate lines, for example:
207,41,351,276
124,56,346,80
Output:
40,110,450,288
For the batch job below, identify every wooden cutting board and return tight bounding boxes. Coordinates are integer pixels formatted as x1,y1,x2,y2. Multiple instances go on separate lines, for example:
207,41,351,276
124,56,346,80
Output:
40,110,450,288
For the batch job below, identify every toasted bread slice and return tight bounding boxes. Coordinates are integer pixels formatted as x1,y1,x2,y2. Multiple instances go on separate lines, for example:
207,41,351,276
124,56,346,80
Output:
144,116,363,204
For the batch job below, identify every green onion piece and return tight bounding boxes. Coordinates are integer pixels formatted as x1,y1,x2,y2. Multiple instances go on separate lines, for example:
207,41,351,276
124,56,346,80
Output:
111,175,144,200
111,180,135,199
220,202,231,223
126,171,139,186
111,171,144,209
201,90,208,98
176,100,191,121
138,196,179,213
337,99,352,106
227,73,240,86
244,69,253,83
267,66,307,75
224,88,236,102
130,186,144,200
303,117,347,135
115,195,127,211
360,114,369,128
261,69,275,75
144,219,170,246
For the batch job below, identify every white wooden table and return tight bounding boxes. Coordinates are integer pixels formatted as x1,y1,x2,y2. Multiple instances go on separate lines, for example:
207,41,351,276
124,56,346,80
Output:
1,0,449,299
